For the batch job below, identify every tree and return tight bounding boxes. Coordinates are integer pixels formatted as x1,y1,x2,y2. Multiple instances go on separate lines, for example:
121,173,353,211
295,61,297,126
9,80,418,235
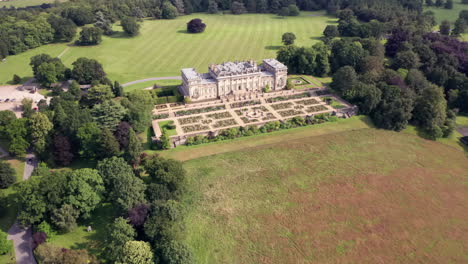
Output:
444,0,453,9
159,129,171,150
17,178,47,225
435,0,444,7
144,156,186,193
77,122,102,159
48,15,77,42
22,98,34,118
35,60,66,86
51,204,79,232
288,4,300,16
412,84,447,138
122,91,154,132
30,54,53,76
282,32,296,45
5,118,30,156
0,161,16,189
113,81,123,97
71,58,106,84
231,1,247,14
61,7,94,26
63,169,104,219
440,20,451,35
35,243,97,264
94,11,113,36
12,74,22,84
278,7,289,17
99,128,121,158
29,113,53,155
127,204,150,228
106,217,136,262
97,157,147,210
346,81,382,114
330,39,366,71
426,0,434,6
116,241,154,264
159,240,194,264
330,66,357,94
323,25,339,39
121,17,140,36
0,110,16,137
125,128,143,166
91,100,126,130
87,85,114,105
0,230,12,255
393,50,420,69
187,18,206,33
77,27,103,46
162,2,178,19
114,121,132,149
207,0,219,14
452,18,467,36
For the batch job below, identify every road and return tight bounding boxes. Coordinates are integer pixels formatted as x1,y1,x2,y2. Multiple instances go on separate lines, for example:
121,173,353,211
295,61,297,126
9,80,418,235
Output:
7,153,38,264
122,76,181,87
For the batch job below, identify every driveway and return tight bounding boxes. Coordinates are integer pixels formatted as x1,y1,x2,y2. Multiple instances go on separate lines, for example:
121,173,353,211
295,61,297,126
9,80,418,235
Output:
122,76,181,87
7,153,37,264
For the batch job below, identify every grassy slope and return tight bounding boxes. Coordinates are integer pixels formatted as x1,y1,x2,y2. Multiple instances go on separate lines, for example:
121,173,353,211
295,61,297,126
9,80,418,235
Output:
182,128,468,264
0,11,335,84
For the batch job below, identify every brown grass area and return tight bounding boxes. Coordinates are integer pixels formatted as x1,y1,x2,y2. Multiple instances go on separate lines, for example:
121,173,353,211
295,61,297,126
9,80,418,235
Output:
183,129,468,264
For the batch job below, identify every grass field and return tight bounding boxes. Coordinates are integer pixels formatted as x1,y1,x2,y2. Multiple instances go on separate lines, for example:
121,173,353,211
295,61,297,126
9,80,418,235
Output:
0,0,66,8
182,128,468,263
0,11,336,85
424,2,467,23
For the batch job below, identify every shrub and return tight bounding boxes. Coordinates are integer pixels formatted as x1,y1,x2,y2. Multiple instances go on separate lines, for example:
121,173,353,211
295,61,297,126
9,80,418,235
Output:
187,18,206,33
0,161,16,189
0,230,12,255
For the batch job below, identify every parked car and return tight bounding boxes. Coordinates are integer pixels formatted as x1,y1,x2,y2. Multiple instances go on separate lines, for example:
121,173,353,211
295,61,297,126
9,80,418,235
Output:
460,136,468,146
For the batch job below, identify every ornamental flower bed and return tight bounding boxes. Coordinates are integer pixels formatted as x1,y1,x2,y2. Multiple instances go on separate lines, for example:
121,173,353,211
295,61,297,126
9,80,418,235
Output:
175,105,226,116
181,124,210,133
270,102,293,110
278,109,304,117
230,100,261,108
241,117,258,124
155,104,168,109
295,98,319,105
212,119,238,128
178,115,203,125
262,113,276,121
251,106,269,112
305,105,328,113
153,113,169,120
266,92,310,103
206,111,232,119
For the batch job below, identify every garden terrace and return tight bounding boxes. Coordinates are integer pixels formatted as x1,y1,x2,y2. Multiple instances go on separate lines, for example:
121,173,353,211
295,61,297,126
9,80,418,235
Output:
206,112,232,120
295,98,320,105
178,116,204,125
230,100,261,109
212,119,238,129
266,92,311,103
270,102,294,110
182,124,210,133
305,105,328,113
278,109,305,117
175,105,226,117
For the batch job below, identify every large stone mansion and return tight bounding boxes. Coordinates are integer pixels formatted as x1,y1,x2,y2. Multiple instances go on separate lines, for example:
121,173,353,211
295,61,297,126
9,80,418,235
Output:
180,59,288,101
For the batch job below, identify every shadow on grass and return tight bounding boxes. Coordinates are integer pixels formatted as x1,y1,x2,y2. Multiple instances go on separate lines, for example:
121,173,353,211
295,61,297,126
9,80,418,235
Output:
265,45,282,50
177,29,189,34
310,36,323,41
107,31,132,39
5,76,33,85
0,185,20,233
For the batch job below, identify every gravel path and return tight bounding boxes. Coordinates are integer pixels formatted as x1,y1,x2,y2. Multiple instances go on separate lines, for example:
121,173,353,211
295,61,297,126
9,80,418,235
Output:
7,153,38,264
122,76,181,87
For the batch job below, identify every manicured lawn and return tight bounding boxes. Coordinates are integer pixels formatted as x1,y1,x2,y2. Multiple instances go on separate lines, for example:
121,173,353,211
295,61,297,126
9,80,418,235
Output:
158,120,177,137
456,115,468,126
0,0,66,8
181,128,468,263
0,11,337,85
424,2,466,23
156,116,373,161
124,79,182,92
48,203,118,260
323,96,345,109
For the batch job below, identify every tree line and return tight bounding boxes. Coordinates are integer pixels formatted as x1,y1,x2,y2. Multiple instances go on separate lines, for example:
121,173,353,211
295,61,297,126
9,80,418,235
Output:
276,3,467,139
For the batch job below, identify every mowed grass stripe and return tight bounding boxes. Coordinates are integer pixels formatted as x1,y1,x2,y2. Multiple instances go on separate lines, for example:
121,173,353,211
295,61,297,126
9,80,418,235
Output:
0,12,335,84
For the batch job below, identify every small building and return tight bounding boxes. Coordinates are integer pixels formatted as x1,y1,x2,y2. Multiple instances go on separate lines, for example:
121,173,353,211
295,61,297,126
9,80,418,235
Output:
180,59,288,101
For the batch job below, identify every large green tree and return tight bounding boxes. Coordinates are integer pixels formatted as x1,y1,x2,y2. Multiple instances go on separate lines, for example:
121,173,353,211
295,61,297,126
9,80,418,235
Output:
0,161,16,189
71,58,107,84
106,217,136,262
91,100,126,130
29,113,53,155
117,241,154,264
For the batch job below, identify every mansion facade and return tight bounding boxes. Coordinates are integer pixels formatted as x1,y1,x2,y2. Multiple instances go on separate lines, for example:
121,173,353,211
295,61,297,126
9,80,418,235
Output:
180,59,288,101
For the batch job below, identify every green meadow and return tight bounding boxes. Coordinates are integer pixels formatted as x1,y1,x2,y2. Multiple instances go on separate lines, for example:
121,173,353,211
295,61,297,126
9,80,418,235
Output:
0,11,335,85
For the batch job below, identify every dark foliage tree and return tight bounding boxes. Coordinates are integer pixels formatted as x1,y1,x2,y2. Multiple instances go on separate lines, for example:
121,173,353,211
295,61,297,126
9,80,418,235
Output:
125,128,143,166
144,156,186,193
452,18,467,36
187,18,206,33
323,25,339,39
282,32,296,45
330,66,357,94
385,28,411,57
32,232,47,249
77,27,103,46
444,0,453,9
127,204,150,228
440,20,451,35
114,121,131,149
71,58,106,84
392,50,420,69
98,128,121,158
121,16,140,36
0,160,16,189
113,81,123,97
207,0,219,14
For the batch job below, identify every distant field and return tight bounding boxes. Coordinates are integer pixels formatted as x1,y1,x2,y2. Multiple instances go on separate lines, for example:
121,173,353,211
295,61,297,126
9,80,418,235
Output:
182,128,468,263
424,2,467,23
0,11,336,85
0,0,65,8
